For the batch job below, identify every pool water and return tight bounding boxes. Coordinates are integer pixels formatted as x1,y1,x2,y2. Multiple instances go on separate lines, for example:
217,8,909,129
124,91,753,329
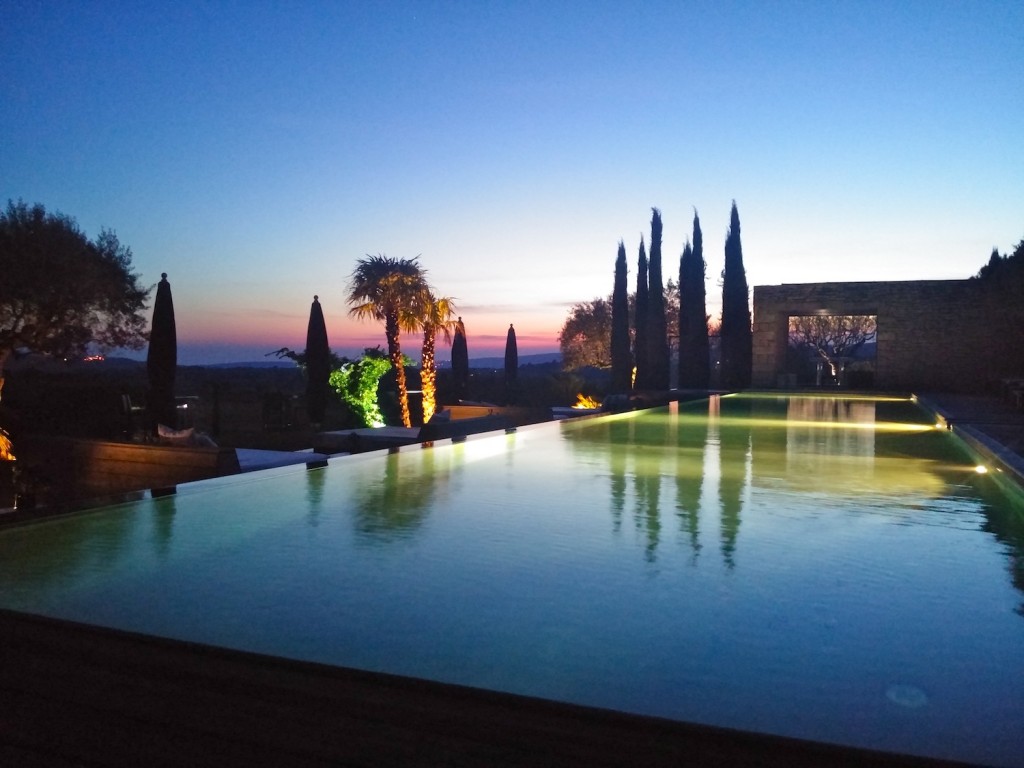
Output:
1,394,1022,765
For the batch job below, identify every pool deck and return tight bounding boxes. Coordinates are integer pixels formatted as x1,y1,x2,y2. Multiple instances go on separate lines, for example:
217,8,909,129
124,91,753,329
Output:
917,391,1024,488
2,390,1022,767
236,447,332,472
0,609,977,768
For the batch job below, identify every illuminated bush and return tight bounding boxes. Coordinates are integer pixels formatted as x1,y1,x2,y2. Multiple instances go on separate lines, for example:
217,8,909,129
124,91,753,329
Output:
329,348,391,428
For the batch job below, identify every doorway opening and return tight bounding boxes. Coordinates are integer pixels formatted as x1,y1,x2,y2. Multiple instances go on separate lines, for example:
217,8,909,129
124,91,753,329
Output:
785,314,877,387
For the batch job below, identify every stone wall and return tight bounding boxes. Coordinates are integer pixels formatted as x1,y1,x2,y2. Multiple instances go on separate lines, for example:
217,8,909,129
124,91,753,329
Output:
752,279,1011,392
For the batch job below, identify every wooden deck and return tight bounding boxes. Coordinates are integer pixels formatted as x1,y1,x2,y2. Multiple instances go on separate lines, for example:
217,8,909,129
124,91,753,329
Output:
14,435,241,502
0,610,972,768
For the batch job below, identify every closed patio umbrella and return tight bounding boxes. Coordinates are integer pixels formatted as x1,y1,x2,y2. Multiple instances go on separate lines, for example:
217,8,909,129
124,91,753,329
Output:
146,273,177,433
451,316,469,401
305,295,330,425
504,323,518,404
504,323,518,383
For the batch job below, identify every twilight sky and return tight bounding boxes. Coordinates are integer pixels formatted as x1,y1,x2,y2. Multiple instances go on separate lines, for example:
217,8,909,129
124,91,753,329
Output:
3,1,1022,364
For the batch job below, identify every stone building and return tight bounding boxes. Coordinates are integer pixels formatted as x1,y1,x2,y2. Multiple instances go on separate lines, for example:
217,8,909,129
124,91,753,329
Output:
752,280,1018,393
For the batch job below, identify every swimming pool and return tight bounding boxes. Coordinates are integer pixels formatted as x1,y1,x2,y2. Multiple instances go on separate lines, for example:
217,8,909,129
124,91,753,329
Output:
1,394,1022,766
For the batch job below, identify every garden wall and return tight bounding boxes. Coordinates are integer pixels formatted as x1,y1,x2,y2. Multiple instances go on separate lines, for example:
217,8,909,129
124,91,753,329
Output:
752,279,1011,392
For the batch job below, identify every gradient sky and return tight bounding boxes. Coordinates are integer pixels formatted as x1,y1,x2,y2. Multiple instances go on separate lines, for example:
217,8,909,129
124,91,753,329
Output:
3,1,1022,364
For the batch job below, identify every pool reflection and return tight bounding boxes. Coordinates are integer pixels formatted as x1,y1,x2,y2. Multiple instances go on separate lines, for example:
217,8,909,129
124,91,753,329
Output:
2,394,1023,766
673,406,706,564
561,394,1021,575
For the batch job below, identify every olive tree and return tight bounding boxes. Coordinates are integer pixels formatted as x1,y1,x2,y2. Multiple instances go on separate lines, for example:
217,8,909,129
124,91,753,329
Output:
788,314,877,382
559,298,613,370
0,200,149,398
559,282,679,373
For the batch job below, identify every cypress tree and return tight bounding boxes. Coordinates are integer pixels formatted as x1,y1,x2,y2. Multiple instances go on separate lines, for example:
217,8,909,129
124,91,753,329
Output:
678,211,710,388
647,208,669,390
634,237,650,390
720,201,752,389
611,240,632,393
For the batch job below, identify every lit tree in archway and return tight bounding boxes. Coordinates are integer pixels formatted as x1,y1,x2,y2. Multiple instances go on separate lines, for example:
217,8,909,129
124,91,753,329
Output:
788,314,877,381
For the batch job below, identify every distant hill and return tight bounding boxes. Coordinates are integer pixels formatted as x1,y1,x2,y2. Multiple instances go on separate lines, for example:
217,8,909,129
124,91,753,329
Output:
193,357,563,370
6,353,563,372
200,360,298,369
6,354,145,373
202,356,562,370
465,352,562,369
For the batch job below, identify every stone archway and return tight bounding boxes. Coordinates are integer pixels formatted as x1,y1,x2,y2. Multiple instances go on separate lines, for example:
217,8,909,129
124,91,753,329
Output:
752,280,994,392
784,313,877,387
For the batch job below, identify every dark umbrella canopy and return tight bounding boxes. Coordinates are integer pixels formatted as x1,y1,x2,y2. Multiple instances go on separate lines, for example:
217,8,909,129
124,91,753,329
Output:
146,273,177,431
504,323,518,382
305,295,330,424
451,316,469,400
504,323,518,405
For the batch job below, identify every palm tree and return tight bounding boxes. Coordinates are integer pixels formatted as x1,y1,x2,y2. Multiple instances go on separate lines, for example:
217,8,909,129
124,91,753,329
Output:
419,294,458,424
347,255,429,428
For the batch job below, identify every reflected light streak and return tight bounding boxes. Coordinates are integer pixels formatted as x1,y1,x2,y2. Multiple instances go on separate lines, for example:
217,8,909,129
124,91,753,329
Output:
724,392,914,403
673,415,933,433
452,432,517,464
